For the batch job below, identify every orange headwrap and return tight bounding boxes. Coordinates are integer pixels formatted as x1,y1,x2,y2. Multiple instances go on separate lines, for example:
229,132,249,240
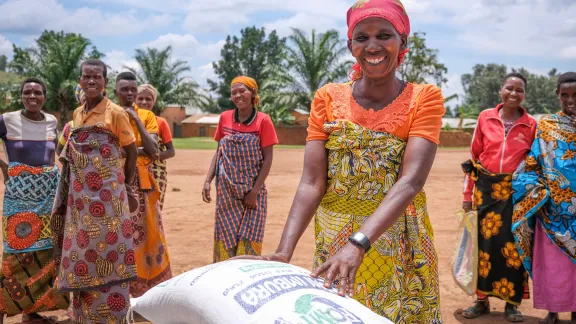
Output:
347,0,411,80
231,76,261,108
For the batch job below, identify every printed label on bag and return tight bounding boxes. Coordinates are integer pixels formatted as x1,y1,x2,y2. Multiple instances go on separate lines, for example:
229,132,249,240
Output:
272,294,365,324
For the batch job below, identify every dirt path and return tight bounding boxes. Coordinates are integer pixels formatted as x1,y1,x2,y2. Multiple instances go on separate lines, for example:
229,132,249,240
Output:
2,149,568,323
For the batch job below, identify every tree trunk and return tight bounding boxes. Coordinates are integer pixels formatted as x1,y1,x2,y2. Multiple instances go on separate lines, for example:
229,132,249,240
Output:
58,94,70,131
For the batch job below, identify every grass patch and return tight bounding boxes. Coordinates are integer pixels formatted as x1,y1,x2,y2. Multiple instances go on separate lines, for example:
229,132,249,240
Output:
173,138,217,150
173,137,304,150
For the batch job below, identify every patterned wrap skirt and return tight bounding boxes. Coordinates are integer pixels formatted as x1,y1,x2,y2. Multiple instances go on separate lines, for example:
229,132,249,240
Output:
462,160,529,305
213,133,266,262
51,126,137,322
128,163,172,298
151,140,168,210
0,163,69,315
314,121,441,323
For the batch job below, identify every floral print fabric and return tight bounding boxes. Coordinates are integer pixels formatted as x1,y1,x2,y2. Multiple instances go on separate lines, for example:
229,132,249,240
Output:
512,112,576,274
462,160,529,305
2,163,59,253
51,126,137,293
313,120,441,323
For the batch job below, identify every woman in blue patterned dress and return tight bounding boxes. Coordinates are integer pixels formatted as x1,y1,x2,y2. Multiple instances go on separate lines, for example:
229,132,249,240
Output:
0,78,69,324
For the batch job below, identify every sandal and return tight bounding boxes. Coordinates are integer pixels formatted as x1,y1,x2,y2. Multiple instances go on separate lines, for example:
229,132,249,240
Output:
462,299,490,319
505,304,524,322
540,312,558,324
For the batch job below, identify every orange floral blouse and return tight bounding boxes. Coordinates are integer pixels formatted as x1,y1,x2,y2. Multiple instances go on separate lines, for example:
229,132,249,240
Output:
307,82,445,144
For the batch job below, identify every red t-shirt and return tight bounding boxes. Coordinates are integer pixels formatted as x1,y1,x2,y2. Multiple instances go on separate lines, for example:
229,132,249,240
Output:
156,116,173,144
214,109,279,148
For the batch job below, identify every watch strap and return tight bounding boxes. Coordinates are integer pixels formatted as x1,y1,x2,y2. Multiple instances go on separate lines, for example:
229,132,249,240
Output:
349,232,371,252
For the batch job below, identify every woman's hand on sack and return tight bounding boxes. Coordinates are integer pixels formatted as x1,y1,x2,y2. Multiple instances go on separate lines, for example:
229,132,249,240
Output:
310,242,365,298
202,181,212,203
462,201,472,212
230,252,290,263
243,190,258,209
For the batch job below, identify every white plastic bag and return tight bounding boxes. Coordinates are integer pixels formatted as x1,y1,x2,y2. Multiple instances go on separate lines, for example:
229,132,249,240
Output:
130,259,392,324
450,210,478,296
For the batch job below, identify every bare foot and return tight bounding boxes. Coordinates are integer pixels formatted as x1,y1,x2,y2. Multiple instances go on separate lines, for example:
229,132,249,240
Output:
540,312,558,324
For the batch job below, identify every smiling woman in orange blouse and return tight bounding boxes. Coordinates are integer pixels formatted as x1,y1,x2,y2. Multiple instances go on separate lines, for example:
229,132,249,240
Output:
235,1,445,322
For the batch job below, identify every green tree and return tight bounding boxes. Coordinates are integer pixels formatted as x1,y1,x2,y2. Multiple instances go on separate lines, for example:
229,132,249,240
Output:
0,83,20,111
457,104,480,131
126,46,204,116
517,68,559,114
0,55,7,72
9,31,98,128
207,26,286,112
398,32,448,86
443,93,458,117
282,28,352,111
461,64,508,113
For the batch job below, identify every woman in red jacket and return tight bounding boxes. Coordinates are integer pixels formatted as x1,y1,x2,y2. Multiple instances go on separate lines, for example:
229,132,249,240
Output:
461,72,537,322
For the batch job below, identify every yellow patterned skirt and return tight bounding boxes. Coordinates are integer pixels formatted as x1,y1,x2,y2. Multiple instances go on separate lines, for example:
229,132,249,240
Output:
213,239,263,262
313,120,442,323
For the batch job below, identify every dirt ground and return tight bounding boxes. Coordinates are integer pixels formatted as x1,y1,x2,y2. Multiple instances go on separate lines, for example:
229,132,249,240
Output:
2,149,572,323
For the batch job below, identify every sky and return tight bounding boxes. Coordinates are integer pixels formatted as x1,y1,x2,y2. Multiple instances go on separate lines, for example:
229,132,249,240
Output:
0,0,574,104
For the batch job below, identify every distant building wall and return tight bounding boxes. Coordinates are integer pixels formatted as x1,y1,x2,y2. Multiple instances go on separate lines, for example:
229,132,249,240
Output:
439,131,472,147
160,106,187,136
182,123,217,138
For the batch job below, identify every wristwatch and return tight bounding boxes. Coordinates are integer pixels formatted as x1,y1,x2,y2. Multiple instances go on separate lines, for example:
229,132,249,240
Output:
348,232,371,253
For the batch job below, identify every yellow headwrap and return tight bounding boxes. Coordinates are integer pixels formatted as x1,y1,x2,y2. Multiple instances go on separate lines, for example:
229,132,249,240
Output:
137,84,159,106
231,76,261,108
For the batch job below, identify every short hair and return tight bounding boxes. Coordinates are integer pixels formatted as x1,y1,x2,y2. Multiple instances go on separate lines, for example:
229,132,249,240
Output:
502,72,527,88
116,71,137,84
80,59,107,78
557,72,576,91
20,77,47,96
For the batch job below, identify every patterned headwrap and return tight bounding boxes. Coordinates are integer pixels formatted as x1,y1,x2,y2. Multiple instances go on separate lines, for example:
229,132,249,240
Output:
137,84,159,106
347,0,411,80
75,84,86,104
231,76,261,108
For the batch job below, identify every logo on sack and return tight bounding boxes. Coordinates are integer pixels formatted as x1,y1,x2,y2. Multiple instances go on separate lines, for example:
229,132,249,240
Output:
235,274,336,314
274,294,365,324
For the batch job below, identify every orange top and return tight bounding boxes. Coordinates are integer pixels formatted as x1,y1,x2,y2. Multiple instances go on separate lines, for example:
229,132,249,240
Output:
132,105,159,147
72,97,135,147
156,116,173,144
307,82,445,144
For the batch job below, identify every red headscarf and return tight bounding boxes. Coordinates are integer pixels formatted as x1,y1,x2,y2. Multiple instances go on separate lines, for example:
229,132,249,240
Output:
347,0,411,80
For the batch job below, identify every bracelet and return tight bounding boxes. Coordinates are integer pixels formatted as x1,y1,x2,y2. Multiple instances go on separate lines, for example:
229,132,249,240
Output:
348,232,371,253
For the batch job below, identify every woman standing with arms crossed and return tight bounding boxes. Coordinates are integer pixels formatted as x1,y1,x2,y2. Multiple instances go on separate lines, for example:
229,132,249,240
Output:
238,1,445,322
461,73,537,322
0,78,69,324
203,76,278,262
